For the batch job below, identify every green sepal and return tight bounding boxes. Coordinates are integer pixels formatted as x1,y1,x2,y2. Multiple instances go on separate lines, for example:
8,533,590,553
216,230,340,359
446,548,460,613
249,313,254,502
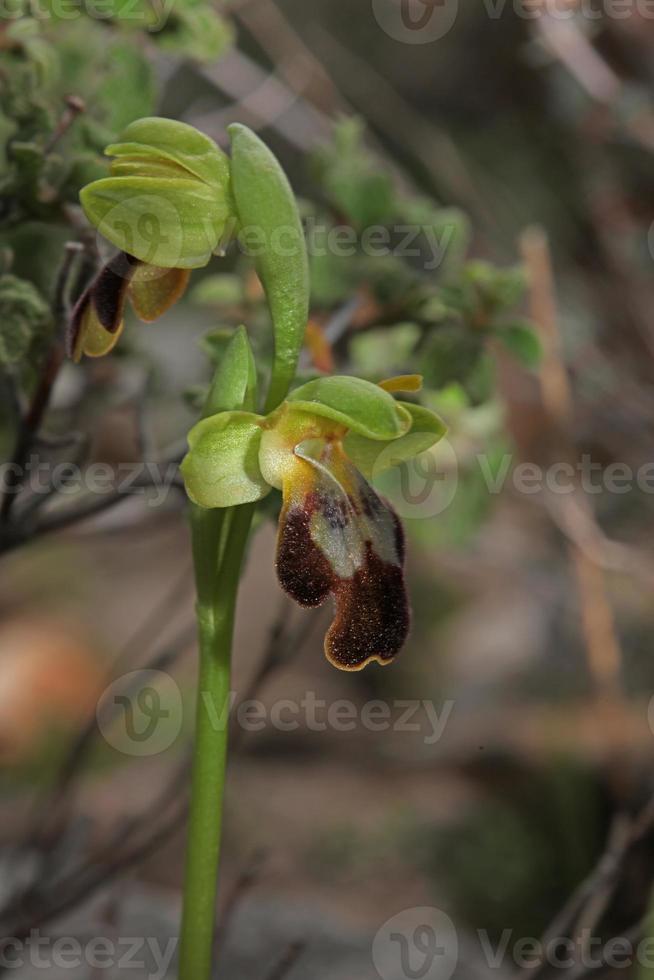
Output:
203,325,257,418
80,176,230,268
106,117,231,190
228,123,309,412
345,402,447,479
286,376,412,441
181,411,269,509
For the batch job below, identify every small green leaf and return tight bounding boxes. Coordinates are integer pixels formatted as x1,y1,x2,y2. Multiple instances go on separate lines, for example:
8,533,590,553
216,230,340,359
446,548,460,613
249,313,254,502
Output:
202,325,257,418
157,5,234,63
287,376,411,441
190,274,244,307
496,322,543,369
80,175,229,268
228,123,309,412
345,403,447,479
0,274,51,367
182,411,269,509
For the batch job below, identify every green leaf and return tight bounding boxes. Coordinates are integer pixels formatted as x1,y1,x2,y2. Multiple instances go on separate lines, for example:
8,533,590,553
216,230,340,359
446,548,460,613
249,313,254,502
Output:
345,402,447,479
181,411,270,509
496,322,543,369
228,123,309,412
420,324,483,388
0,274,51,367
80,175,230,268
99,42,155,133
350,323,420,377
311,117,396,227
202,325,257,418
190,274,244,307
157,5,234,63
287,376,411,441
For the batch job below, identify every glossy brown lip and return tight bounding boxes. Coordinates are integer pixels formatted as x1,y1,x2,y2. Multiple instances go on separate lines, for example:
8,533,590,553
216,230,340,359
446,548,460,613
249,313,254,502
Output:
276,483,410,672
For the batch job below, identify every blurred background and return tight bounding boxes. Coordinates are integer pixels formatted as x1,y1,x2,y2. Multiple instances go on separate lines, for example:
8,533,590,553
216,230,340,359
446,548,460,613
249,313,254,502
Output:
1,0,654,977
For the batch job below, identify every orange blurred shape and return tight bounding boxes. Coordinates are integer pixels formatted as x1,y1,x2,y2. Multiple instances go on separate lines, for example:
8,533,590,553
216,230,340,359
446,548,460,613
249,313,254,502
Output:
304,320,334,374
0,620,104,764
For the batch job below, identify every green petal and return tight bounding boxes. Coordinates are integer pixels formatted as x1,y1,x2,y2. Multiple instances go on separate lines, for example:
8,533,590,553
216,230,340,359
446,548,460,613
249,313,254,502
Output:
106,117,231,190
80,176,230,268
287,376,412,441
228,123,309,412
345,403,447,479
181,411,269,509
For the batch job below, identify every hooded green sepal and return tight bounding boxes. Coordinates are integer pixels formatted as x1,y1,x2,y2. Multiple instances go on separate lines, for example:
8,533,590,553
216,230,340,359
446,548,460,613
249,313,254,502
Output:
80,118,235,269
345,402,447,479
286,376,412,441
106,118,231,188
181,411,269,509
228,124,309,413
203,325,258,418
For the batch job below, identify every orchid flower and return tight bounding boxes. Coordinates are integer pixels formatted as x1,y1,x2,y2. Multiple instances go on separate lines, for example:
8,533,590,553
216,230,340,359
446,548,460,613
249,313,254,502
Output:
181,370,446,670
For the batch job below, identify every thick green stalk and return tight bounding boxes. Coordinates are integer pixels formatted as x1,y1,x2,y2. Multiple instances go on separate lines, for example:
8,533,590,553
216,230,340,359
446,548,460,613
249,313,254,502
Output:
179,502,254,980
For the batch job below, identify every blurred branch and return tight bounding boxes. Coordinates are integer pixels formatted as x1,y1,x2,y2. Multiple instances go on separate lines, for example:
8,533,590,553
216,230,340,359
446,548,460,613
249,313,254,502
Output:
232,0,343,115
0,242,83,526
264,940,306,980
0,598,319,951
520,227,626,732
524,796,654,980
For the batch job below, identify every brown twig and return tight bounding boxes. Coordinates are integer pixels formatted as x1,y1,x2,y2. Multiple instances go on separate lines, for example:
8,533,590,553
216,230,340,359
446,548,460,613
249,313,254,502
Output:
43,96,86,155
520,227,625,721
0,242,83,525
264,941,306,980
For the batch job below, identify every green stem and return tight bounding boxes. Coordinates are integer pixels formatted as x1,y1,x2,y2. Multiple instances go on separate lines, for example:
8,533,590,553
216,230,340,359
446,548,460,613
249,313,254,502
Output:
179,502,254,980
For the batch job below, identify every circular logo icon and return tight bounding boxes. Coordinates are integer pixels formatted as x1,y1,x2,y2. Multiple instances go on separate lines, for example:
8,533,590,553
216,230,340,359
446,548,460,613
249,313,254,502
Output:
96,669,183,757
372,906,458,980
371,438,459,520
94,192,185,272
371,0,459,44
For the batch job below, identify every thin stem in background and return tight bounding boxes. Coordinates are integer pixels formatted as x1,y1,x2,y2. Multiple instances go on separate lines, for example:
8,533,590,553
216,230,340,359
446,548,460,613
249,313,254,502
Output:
0,242,83,525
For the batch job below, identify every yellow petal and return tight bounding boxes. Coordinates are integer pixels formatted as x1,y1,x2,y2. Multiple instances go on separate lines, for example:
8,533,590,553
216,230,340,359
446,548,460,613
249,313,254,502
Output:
128,265,190,323
378,374,423,394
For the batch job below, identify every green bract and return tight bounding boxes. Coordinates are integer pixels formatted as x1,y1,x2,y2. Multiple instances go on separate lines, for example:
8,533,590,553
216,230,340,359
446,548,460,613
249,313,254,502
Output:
202,325,257,418
228,123,309,412
80,118,234,268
